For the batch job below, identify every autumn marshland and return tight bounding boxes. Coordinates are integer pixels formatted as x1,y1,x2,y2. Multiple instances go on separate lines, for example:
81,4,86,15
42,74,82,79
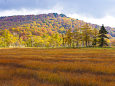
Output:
0,0,115,86
0,48,115,86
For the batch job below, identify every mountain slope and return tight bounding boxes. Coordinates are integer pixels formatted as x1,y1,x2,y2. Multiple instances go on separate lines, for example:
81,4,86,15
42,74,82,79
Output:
0,13,115,37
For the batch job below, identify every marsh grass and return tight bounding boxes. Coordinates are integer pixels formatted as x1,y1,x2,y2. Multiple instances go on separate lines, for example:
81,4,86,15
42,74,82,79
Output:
0,48,115,86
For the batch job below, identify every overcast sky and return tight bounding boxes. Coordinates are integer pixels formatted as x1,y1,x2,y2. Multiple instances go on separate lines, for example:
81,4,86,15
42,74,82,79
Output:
0,0,115,27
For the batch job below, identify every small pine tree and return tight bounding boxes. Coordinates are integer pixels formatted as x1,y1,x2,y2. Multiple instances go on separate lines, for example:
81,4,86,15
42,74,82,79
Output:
98,25,109,47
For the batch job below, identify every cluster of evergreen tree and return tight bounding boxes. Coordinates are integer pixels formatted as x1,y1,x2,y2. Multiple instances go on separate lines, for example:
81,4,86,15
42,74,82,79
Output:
63,24,109,48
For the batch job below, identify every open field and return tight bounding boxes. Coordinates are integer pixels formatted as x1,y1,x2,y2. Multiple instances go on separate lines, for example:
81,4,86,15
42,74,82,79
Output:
0,48,115,86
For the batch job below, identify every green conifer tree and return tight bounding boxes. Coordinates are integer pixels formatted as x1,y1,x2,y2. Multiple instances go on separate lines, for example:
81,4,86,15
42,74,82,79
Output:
99,25,109,47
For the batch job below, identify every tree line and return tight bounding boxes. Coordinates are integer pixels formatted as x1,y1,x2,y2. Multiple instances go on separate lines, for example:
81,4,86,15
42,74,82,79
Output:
62,24,109,48
0,29,62,48
0,24,109,48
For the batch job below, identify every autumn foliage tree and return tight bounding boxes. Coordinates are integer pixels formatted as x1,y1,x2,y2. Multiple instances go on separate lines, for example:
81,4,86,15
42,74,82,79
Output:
92,28,99,47
80,24,93,47
0,13,111,48
63,24,110,48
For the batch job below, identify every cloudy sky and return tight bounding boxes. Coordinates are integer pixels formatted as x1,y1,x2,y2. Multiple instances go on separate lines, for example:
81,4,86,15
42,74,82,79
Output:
0,0,115,27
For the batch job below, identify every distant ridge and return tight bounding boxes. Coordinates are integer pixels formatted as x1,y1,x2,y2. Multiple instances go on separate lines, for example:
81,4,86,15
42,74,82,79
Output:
0,13,115,37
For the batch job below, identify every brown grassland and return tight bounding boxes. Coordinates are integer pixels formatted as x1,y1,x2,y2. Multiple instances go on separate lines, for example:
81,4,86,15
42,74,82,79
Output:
0,48,115,86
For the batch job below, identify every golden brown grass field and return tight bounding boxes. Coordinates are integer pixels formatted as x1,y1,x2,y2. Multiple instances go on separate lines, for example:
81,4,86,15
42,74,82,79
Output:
0,48,115,86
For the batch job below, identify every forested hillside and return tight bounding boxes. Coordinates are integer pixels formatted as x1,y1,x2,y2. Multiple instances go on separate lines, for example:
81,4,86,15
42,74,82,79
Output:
0,13,115,36
0,13,114,47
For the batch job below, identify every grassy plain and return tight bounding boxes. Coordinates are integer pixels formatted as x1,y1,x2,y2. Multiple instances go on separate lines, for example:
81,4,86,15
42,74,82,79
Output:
0,48,115,86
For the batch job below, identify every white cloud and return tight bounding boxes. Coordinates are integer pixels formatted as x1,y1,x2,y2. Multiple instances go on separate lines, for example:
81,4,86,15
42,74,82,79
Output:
0,5,115,28
67,13,115,28
0,4,63,16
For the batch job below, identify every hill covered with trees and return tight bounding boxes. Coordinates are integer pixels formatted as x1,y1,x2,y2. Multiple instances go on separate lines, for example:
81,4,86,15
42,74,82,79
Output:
0,13,114,47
